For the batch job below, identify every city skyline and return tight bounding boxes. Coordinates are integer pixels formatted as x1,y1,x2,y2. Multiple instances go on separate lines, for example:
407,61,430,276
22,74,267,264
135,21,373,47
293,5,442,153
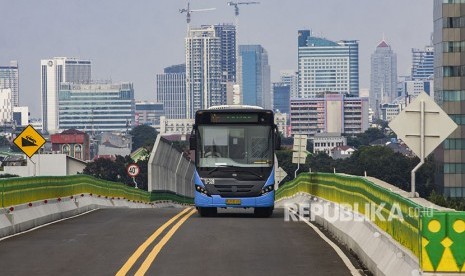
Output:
0,0,433,117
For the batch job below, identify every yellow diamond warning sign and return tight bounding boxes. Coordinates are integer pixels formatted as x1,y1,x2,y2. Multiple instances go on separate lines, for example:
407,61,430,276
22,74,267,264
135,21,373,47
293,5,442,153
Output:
13,125,46,158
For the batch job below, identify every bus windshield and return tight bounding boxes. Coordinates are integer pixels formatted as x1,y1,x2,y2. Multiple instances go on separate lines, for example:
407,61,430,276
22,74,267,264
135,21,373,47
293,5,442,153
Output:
197,124,273,168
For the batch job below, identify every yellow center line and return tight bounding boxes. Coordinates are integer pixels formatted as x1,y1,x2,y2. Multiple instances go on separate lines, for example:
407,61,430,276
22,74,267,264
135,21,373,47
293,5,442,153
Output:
135,208,197,276
116,207,193,276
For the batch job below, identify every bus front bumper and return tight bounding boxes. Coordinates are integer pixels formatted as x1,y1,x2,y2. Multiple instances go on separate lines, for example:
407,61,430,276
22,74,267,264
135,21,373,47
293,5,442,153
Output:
194,190,274,208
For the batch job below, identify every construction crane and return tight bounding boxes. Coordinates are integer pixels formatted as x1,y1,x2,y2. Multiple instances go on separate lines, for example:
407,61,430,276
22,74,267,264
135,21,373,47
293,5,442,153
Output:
227,1,260,90
227,1,260,26
179,2,216,31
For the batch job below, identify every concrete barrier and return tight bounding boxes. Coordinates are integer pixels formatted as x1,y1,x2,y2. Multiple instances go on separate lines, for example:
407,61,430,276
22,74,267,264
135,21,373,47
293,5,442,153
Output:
276,194,420,276
0,194,183,239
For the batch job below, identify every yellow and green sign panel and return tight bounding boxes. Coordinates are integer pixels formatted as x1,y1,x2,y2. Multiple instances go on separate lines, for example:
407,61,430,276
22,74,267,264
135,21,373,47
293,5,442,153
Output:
421,212,465,272
13,125,46,158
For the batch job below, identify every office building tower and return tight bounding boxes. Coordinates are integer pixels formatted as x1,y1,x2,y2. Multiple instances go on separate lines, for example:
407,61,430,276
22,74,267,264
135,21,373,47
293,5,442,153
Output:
185,24,236,118
403,78,434,100
370,40,397,118
298,30,359,98
280,70,298,99
238,45,271,109
273,82,290,114
0,61,19,108
58,82,134,133
135,101,164,126
412,45,434,80
156,64,186,119
434,0,465,198
290,93,369,136
41,57,91,133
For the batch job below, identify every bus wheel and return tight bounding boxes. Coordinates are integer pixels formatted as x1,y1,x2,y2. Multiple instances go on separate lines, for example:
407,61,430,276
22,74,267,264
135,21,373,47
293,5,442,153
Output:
254,207,273,218
198,207,217,217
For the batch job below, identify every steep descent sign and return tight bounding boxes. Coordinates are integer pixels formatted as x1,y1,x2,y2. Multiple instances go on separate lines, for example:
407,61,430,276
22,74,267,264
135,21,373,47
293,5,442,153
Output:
13,125,46,158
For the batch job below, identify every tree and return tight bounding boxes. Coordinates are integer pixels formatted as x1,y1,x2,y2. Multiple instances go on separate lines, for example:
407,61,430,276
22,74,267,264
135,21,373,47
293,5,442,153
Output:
83,157,123,182
0,136,10,147
130,125,158,151
83,155,151,191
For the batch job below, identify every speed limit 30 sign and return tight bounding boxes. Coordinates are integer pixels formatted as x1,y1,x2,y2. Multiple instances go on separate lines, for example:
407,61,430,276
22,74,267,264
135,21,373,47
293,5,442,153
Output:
127,164,140,177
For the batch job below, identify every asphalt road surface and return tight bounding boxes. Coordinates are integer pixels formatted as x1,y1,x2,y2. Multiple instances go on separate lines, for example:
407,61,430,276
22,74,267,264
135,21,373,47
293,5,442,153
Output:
0,208,353,276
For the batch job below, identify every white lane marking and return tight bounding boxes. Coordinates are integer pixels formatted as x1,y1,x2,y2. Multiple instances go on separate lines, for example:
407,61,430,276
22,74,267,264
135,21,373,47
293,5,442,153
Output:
0,209,98,242
290,209,362,276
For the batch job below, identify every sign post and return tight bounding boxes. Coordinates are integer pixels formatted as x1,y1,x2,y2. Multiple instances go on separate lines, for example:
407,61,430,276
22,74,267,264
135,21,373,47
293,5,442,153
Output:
13,125,46,176
275,167,288,186
127,164,140,189
389,92,458,197
292,134,308,179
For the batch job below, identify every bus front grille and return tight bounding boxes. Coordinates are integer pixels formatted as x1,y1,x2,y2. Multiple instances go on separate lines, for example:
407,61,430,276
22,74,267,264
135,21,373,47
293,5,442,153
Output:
212,184,259,197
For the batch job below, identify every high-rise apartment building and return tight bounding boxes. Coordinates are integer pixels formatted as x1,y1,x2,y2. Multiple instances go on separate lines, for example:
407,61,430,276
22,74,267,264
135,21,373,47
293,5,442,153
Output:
298,30,359,98
58,82,134,133
0,89,12,124
290,93,369,136
185,24,236,118
370,40,397,118
238,45,271,109
0,61,19,108
213,24,237,84
156,64,186,119
434,0,465,198
41,57,91,133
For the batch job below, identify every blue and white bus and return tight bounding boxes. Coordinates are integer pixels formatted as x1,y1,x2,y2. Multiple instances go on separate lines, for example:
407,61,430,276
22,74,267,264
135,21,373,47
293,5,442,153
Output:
190,105,280,217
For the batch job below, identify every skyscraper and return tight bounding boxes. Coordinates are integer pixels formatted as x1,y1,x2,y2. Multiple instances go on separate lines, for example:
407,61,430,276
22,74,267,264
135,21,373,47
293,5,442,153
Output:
185,24,236,118
238,45,271,109
156,64,186,119
370,40,397,118
0,61,19,108
434,0,465,198
41,57,91,133
213,24,237,84
412,45,434,80
297,30,359,98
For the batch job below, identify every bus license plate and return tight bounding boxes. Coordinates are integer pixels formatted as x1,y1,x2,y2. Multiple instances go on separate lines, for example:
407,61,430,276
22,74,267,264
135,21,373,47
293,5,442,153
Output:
226,199,241,205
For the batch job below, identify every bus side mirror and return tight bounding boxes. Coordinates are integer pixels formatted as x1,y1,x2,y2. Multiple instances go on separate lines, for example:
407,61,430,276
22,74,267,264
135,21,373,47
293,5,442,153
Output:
189,128,196,150
275,132,281,150
189,135,196,150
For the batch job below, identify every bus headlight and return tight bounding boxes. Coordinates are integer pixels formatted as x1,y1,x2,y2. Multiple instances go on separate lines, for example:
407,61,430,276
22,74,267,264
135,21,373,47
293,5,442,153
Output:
260,185,274,195
195,185,211,196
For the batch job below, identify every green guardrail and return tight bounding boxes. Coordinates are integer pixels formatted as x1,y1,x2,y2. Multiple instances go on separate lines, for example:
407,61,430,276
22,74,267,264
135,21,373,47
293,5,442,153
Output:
150,190,194,205
276,172,465,273
0,175,193,207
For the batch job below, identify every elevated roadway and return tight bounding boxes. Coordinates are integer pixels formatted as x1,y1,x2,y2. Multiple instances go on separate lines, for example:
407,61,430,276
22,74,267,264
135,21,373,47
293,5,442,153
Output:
0,208,356,275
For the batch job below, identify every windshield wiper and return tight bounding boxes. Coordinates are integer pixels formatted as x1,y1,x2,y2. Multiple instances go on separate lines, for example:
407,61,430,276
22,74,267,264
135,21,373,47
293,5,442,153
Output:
206,165,238,175
206,165,264,179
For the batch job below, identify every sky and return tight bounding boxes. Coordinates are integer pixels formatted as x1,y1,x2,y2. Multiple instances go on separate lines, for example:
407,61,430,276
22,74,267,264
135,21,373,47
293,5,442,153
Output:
0,0,433,118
